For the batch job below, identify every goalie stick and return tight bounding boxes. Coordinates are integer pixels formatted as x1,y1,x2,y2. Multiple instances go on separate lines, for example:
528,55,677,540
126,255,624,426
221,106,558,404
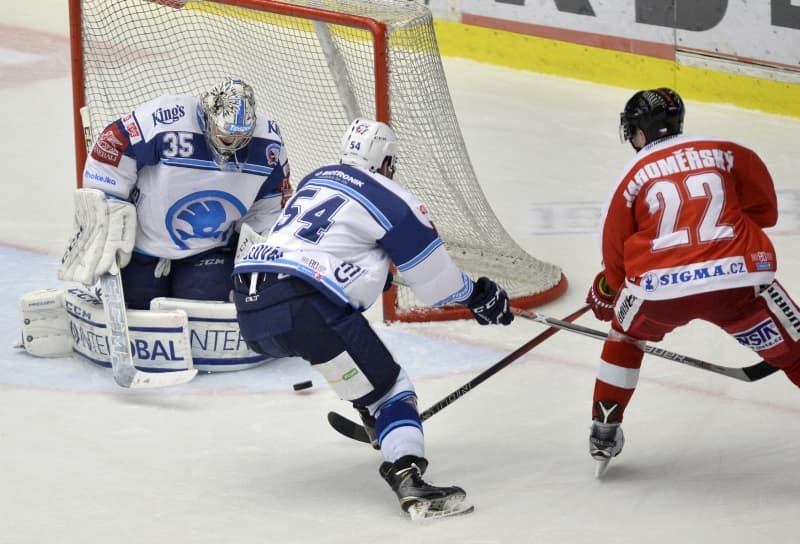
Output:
101,264,198,388
327,305,591,445
511,308,778,382
80,106,197,388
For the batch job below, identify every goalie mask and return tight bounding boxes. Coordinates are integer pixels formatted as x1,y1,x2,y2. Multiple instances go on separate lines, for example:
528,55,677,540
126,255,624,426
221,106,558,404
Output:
619,88,684,151
198,79,257,164
339,119,398,177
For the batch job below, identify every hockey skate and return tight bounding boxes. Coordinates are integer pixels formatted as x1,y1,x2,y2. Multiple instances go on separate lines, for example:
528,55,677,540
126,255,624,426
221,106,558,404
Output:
379,455,474,520
590,401,625,478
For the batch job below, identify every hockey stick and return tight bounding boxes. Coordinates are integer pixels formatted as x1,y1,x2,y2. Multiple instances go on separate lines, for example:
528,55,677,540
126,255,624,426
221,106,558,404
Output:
511,308,778,382
100,263,198,388
327,304,591,444
80,106,197,388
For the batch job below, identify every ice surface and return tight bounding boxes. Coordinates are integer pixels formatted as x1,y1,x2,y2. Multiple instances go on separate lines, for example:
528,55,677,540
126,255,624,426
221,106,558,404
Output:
2,4,800,543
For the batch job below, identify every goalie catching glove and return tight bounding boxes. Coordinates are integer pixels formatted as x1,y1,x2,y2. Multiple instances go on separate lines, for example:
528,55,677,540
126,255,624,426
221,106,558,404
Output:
59,188,136,285
586,271,616,322
464,276,514,325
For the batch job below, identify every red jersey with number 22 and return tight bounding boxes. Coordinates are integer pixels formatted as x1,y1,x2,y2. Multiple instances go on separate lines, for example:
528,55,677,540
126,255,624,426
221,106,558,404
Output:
600,134,778,301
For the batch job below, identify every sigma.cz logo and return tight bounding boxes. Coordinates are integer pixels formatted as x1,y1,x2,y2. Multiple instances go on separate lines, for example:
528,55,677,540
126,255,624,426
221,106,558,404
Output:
641,262,746,293
733,319,784,351
152,105,186,126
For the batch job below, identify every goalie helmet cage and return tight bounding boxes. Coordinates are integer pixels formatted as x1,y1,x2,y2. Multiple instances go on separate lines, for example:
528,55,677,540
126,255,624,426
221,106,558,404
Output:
68,0,567,323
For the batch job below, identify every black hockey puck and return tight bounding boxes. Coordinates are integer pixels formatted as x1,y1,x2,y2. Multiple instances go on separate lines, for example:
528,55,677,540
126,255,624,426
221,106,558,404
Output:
293,380,313,391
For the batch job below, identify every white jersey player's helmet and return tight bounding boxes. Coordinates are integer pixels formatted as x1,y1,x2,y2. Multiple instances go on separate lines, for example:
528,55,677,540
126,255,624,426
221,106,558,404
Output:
339,119,398,177
197,79,257,164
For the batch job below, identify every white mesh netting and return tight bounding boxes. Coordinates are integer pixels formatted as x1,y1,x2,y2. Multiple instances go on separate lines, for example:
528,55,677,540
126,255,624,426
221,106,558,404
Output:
73,0,565,321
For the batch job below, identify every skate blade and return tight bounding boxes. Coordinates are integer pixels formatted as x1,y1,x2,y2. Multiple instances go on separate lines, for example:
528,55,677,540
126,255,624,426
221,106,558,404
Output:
408,500,475,521
594,458,611,478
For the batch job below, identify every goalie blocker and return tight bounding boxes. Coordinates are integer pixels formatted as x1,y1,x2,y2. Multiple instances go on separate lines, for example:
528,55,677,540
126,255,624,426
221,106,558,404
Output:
18,287,273,373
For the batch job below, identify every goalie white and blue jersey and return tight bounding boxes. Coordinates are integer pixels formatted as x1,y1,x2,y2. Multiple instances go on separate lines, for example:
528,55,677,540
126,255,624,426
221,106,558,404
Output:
82,94,291,260
234,163,474,311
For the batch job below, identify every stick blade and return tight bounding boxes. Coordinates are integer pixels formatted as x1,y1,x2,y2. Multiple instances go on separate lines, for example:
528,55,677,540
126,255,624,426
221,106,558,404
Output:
327,411,371,444
116,368,198,389
743,361,780,381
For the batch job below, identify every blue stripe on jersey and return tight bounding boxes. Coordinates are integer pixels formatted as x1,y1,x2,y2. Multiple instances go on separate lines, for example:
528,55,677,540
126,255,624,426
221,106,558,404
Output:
255,191,282,201
377,209,441,272
432,272,474,306
159,157,274,176
395,238,443,272
254,179,278,200
160,157,221,170
304,178,393,230
242,164,274,176
104,193,129,202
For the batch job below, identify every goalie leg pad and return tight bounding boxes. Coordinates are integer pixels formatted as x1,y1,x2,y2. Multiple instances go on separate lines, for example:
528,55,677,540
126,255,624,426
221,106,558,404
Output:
150,297,273,372
66,288,193,372
19,288,73,357
18,287,194,372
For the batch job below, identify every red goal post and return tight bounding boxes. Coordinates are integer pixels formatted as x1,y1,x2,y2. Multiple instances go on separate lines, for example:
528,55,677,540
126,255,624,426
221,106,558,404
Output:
68,0,567,322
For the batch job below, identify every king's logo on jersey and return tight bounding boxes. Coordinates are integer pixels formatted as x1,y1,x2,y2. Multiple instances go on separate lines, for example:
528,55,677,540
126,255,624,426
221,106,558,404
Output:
152,104,186,126
267,120,281,135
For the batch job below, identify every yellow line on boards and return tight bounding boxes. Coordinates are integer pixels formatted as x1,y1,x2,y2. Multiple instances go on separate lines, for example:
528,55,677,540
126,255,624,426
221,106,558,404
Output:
433,20,800,119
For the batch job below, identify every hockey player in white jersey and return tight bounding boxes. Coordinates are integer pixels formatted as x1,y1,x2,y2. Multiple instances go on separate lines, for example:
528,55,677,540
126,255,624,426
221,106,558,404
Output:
233,119,514,519
60,79,292,312
35,79,292,371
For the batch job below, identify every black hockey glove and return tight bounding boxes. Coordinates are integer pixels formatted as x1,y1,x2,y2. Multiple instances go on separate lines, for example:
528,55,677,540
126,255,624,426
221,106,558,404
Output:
465,277,514,325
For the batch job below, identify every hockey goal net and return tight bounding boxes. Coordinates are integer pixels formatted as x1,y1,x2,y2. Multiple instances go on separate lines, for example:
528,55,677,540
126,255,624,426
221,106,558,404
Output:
69,0,566,322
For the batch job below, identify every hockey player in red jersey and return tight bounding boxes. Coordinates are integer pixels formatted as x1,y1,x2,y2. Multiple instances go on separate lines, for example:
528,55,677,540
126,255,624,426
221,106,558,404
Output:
585,87,800,475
